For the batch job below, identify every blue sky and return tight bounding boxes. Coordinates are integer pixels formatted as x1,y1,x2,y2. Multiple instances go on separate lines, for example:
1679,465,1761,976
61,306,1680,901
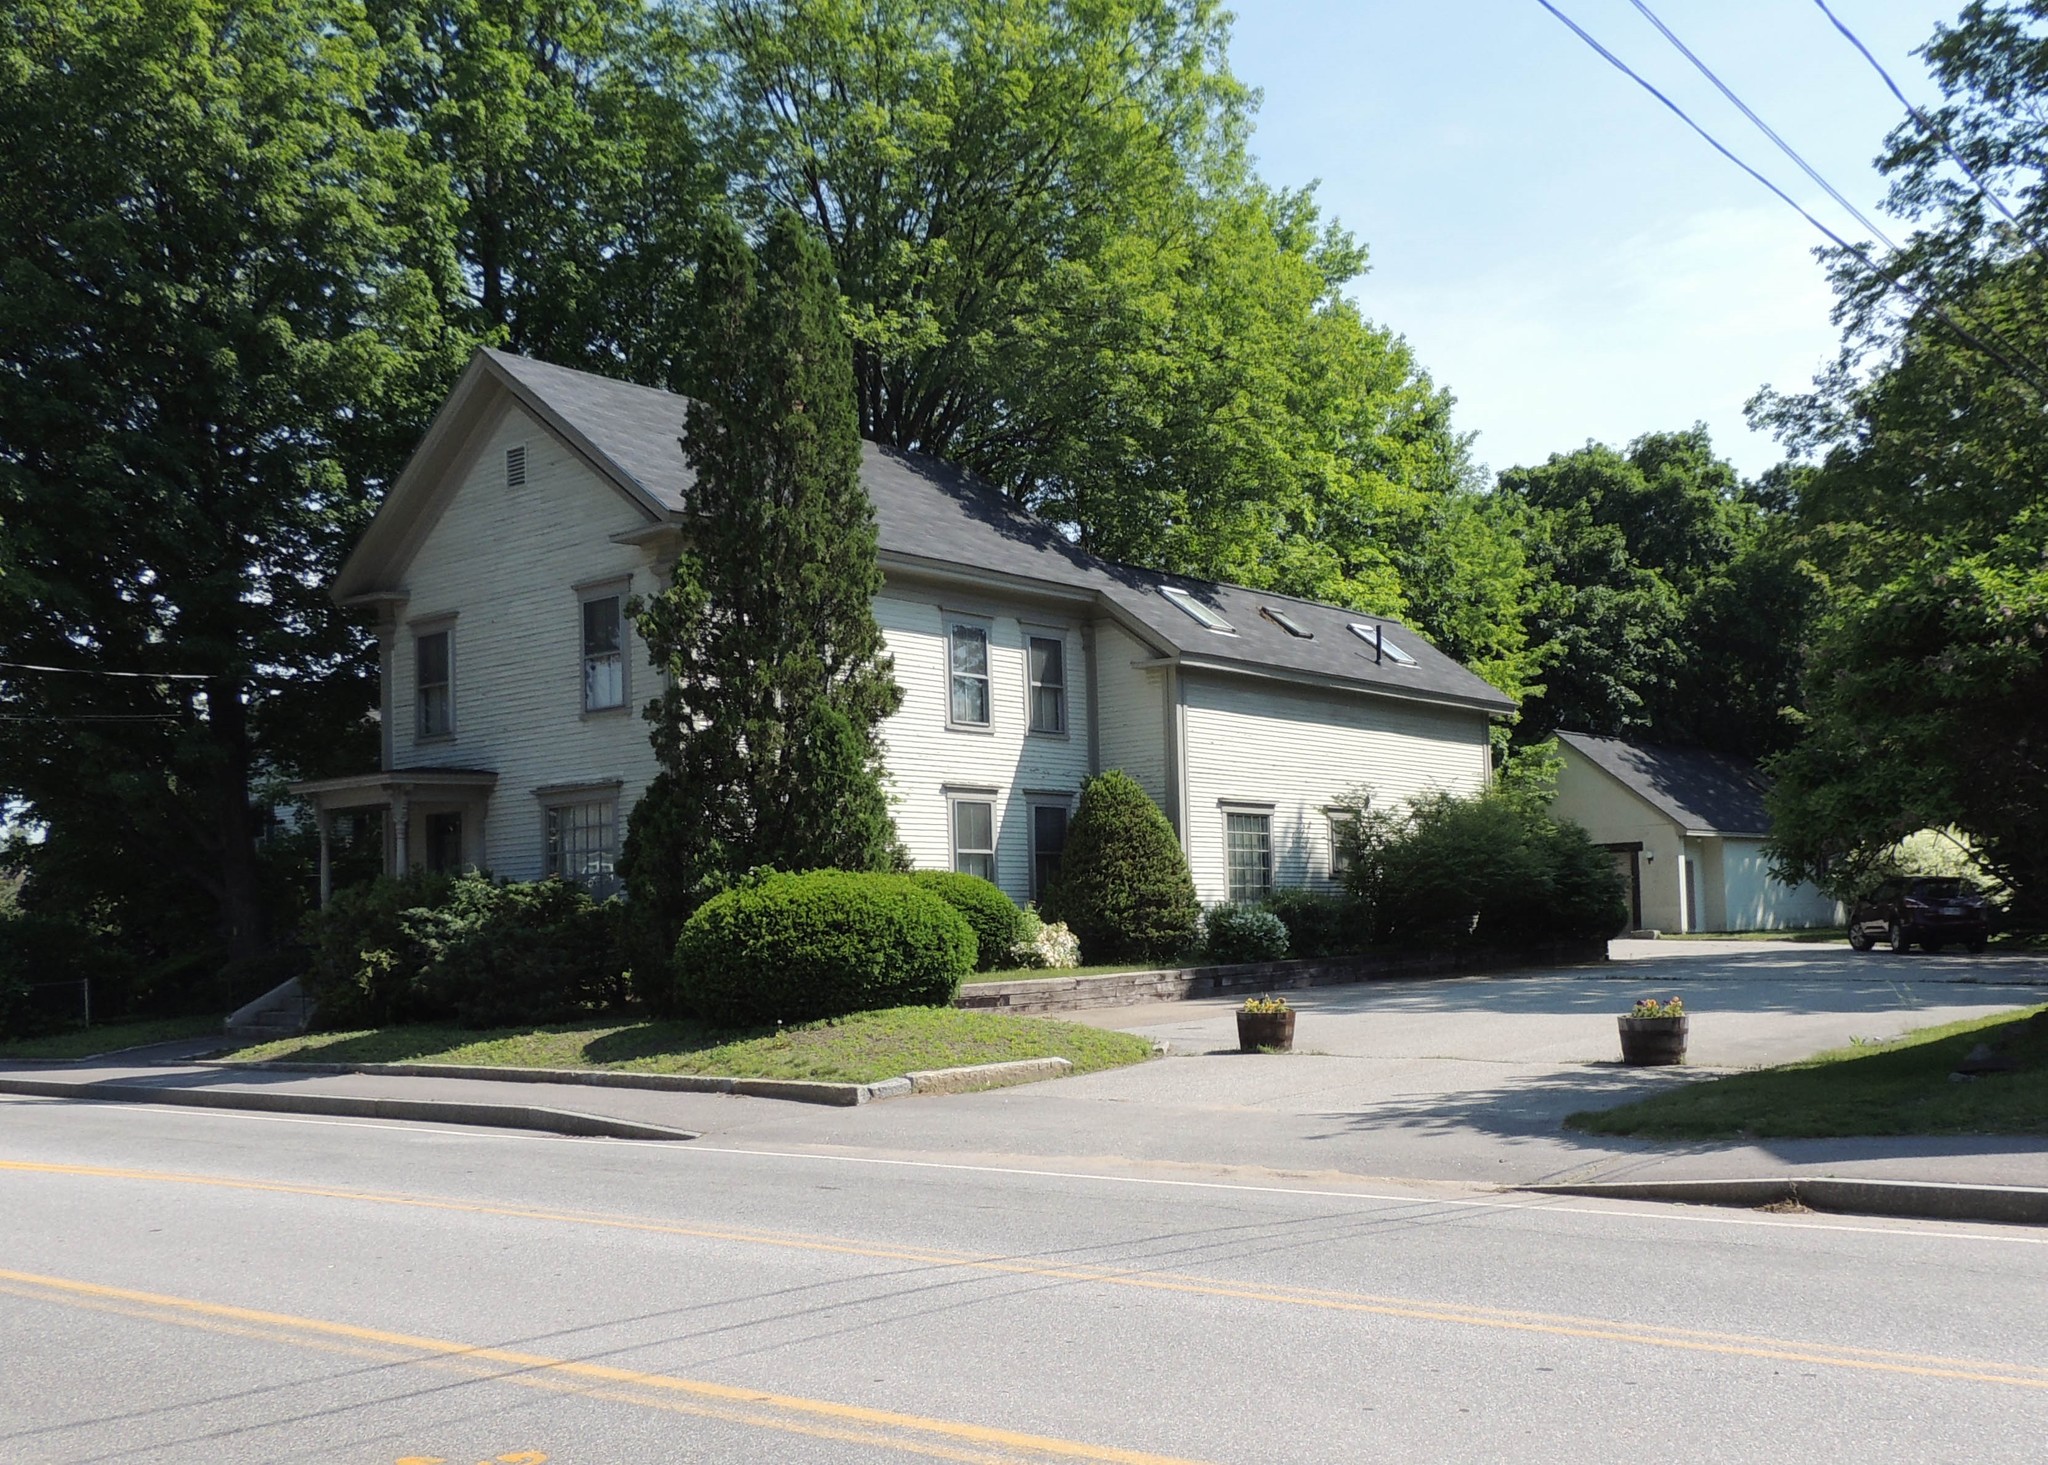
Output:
1226,0,1964,478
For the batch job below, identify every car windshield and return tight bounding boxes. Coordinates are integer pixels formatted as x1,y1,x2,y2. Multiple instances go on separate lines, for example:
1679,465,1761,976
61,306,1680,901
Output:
1908,878,1976,899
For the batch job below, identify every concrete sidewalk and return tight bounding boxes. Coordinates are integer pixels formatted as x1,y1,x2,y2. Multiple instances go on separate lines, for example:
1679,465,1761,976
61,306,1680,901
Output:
7,938,2046,1216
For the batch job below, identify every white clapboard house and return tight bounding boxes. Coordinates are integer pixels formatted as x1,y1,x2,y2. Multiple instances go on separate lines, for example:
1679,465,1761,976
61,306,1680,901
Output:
294,349,1516,910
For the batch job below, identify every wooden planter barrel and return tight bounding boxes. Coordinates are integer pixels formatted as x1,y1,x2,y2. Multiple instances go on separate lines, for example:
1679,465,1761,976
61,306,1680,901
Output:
1237,1010,1296,1053
1617,1015,1688,1066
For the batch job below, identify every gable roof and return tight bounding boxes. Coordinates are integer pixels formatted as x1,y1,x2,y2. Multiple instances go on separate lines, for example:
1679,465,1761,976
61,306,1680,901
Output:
342,349,1515,716
1558,731,1773,836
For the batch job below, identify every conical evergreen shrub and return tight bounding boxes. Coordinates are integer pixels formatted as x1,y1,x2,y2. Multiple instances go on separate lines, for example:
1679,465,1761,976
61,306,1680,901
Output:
1039,770,1199,962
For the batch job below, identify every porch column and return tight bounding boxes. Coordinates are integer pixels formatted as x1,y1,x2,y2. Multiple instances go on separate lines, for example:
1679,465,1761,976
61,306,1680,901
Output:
316,806,333,907
393,790,411,874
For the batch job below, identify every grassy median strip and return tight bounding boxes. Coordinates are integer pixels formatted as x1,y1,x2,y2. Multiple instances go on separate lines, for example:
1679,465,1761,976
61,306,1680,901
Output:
225,1005,1152,1085
1569,1004,2048,1139
0,1014,223,1062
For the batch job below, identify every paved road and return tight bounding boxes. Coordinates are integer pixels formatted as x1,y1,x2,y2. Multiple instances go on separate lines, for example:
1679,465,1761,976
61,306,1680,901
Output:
3,1095,2046,1463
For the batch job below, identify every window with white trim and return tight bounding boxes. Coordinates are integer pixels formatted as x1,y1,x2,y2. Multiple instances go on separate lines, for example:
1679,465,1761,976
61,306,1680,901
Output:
581,594,625,712
1027,634,1066,734
546,799,619,898
1226,811,1273,904
1327,810,1356,879
951,798,996,883
948,622,991,727
416,628,452,738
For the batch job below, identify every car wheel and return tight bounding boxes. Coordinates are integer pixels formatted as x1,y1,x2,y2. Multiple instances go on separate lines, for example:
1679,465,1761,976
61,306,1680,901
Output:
1888,921,1912,953
1848,926,1873,951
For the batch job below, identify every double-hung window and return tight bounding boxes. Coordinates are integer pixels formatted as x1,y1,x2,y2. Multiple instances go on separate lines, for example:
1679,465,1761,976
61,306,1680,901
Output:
1027,634,1066,735
1225,810,1273,904
416,627,453,739
948,621,991,728
546,798,619,899
581,593,625,712
951,797,997,883
1326,810,1356,880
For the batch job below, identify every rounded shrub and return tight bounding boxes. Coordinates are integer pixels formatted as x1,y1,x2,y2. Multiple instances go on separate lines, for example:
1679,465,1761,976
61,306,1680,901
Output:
1202,903,1291,964
673,870,975,1026
908,870,1025,971
1039,770,1200,963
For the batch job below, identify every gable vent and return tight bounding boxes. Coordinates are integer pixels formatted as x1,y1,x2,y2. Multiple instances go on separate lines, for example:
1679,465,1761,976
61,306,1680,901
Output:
505,444,527,487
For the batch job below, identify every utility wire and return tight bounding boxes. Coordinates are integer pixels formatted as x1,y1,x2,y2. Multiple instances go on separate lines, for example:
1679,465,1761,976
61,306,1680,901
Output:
1628,0,1902,253
1811,0,2048,267
1533,0,2048,396
0,659,209,682
0,714,183,723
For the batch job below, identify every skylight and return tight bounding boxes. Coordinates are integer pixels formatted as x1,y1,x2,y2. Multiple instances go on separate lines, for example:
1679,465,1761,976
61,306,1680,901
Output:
1348,622,1417,666
1260,606,1313,639
1160,585,1235,633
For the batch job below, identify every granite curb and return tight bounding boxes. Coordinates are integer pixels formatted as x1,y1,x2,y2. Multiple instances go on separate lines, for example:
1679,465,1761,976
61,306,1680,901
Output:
1519,1177,2048,1228
0,1075,698,1142
194,1053,1076,1107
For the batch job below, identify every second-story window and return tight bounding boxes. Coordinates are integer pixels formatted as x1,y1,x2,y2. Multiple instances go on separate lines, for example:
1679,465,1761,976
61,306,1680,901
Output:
1027,634,1065,734
949,622,990,727
416,628,452,738
582,595,625,712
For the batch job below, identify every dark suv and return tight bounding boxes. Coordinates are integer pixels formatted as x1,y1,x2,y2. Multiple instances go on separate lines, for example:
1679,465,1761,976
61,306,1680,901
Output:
1848,877,1990,954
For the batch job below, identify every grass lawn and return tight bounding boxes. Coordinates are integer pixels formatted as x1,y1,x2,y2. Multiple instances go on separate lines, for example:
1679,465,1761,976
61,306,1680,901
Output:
226,1005,1154,1084
0,1014,223,1062
1568,1004,2048,1139
963,961,1169,985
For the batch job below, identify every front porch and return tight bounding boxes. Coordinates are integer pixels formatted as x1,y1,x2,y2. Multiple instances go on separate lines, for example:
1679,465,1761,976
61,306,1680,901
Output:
289,769,499,903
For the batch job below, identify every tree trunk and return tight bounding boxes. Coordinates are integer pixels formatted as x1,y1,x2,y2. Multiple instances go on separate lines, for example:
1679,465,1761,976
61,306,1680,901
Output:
208,683,267,965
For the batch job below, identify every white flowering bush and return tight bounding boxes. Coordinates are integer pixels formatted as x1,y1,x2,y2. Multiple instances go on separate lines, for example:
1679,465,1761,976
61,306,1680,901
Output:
1008,907,1082,969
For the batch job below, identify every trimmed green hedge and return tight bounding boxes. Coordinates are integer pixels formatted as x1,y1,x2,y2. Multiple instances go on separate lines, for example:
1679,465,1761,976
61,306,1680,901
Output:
673,870,975,1026
1040,771,1200,963
908,871,1024,971
1203,903,1290,964
1261,889,1364,959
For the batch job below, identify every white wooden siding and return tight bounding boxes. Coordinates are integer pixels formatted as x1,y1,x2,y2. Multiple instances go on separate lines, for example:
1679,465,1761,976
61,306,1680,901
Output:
1180,672,1491,905
388,401,661,877
874,594,1092,905
1092,622,1167,809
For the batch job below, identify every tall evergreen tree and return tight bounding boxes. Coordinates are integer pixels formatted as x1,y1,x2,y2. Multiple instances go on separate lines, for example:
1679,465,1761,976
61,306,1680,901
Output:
620,210,902,957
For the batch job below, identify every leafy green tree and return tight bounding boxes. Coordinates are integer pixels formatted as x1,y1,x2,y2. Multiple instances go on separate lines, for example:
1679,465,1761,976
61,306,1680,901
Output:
619,210,903,959
365,0,707,372
1746,3,2048,922
1501,427,1799,758
684,0,1537,699
0,0,463,970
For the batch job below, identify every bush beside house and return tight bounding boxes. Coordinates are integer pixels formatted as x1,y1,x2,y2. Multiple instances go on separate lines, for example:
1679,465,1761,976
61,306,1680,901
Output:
1202,904,1290,964
300,871,627,1030
1040,771,1200,963
908,871,1025,971
673,870,975,1026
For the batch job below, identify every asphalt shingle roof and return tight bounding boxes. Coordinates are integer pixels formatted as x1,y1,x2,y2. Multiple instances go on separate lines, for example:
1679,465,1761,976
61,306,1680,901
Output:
483,349,1515,715
1558,731,1774,835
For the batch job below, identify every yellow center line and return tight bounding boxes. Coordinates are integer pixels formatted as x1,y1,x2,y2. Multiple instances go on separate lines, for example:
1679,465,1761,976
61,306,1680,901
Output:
5,1158,2045,1392
0,1269,1207,1465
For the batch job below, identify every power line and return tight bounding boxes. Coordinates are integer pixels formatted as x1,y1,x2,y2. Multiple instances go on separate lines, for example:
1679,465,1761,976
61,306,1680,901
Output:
1626,0,1902,254
0,660,209,682
1811,0,2048,267
0,714,183,723
1533,0,2048,396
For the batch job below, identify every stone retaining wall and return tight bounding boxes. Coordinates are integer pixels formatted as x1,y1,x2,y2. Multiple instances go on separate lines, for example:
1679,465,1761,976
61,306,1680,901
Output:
954,940,1609,1016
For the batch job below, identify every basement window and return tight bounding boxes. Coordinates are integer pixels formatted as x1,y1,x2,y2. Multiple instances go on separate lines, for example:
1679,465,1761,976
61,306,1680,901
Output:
1348,622,1417,666
1260,606,1313,638
1159,585,1235,634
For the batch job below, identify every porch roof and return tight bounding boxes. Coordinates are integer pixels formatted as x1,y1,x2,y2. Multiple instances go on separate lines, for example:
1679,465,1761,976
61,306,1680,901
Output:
290,768,499,809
